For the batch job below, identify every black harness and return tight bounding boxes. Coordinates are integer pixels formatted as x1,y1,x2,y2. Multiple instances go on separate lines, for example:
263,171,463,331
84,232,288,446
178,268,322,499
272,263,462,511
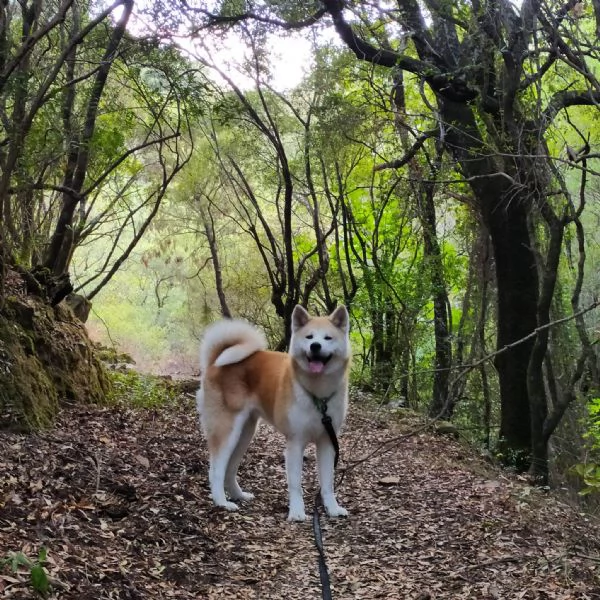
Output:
309,392,339,600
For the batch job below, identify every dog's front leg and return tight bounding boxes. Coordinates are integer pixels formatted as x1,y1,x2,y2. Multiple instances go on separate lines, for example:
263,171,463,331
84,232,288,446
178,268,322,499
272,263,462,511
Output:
285,440,307,521
316,436,348,518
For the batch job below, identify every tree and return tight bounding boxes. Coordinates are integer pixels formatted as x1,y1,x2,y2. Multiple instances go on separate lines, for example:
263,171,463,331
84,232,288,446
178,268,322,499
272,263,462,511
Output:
166,0,600,481
385,65,452,417
187,39,346,345
1,0,132,301
0,0,202,428
0,1,199,304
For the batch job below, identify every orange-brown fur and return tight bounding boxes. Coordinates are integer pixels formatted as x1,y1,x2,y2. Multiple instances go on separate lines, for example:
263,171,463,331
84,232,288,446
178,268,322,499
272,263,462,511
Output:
203,351,294,438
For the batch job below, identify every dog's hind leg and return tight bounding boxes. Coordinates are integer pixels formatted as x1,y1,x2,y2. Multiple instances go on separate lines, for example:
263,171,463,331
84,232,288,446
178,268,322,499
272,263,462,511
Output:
208,411,251,511
225,414,258,502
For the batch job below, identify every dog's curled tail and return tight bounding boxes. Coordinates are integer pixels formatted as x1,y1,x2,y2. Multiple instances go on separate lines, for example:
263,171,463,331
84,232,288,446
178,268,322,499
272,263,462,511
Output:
199,318,268,373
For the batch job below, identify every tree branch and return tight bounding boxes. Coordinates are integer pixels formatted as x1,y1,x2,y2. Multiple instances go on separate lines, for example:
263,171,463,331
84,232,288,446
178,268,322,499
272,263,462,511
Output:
543,90,600,126
180,1,327,30
373,130,437,171
321,0,477,102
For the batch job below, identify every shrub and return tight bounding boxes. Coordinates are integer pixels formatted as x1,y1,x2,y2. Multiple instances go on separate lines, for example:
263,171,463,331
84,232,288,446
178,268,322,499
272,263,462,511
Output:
106,369,177,408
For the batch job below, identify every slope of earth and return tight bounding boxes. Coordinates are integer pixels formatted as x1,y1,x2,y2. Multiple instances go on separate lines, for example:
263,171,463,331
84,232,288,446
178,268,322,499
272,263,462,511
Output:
1,393,599,599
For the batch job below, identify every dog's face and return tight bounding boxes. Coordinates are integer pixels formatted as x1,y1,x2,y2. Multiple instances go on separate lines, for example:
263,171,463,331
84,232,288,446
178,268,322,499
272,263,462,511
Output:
289,305,350,375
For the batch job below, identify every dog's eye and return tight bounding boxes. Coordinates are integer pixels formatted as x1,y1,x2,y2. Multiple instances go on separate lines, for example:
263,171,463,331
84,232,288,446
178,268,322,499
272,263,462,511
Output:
324,336,332,340
306,334,313,339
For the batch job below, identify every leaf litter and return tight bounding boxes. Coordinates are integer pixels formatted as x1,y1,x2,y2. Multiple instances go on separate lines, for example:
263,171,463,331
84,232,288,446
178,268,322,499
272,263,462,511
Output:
1,390,599,599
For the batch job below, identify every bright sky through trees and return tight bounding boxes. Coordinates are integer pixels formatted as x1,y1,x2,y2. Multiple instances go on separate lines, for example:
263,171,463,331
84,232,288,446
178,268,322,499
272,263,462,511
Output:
111,1,314,90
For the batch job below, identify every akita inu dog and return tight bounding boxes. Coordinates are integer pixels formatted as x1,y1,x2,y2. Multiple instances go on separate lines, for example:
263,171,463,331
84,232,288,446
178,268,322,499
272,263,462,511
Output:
196,305,351,521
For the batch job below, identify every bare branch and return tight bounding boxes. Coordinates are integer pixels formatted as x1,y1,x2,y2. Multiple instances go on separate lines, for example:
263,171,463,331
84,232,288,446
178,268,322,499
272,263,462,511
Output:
180,1,327,30
373,130,436,171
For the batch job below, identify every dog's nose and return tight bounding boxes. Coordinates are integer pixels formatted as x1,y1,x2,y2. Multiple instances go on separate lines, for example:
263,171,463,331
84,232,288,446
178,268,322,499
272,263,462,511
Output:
310,342,322,354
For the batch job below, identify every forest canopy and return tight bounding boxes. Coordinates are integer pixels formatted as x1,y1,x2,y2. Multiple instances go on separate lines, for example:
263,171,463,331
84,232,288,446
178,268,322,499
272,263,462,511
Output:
0,0,599,491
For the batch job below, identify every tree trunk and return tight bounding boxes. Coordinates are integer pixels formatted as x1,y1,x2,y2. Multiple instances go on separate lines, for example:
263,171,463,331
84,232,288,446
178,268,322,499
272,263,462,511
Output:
487,195,538,469
391,71,452,418
527,201,565,484
44,0,133,276
479,251,492,450
420,185,452,418
201,204,231,318
440,97,539,469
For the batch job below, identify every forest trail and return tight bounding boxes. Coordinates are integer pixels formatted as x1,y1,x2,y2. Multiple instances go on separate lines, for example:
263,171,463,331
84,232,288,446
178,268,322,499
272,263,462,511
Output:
1,391,599,599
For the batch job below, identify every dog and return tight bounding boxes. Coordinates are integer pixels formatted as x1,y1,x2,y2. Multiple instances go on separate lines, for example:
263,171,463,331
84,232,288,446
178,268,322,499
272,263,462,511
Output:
196,304,351,521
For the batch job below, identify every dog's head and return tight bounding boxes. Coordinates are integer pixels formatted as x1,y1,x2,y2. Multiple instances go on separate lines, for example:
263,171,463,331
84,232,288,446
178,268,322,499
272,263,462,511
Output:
289,305,350,375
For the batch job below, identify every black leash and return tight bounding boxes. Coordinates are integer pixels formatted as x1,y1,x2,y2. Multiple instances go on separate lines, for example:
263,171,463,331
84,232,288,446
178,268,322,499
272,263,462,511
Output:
311,394,339,600
313,395,339,469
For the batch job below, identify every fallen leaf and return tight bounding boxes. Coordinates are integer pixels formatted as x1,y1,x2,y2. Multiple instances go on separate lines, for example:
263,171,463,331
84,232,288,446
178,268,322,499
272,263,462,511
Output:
378,476,400,486
135,454,150,468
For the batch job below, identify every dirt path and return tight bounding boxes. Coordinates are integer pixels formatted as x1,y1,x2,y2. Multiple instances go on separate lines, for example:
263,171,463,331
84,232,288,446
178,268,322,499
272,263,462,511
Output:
1,394,599,599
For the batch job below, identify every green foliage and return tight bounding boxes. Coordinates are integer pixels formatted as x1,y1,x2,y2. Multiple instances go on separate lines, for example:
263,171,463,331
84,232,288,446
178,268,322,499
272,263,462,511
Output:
106,369,177,409
1,547,50,595
218,0,248,17
583,397,600,450
66,1,600,499
573,398,600,495
213,93,245,124
494,438,531,472
572,463,600,496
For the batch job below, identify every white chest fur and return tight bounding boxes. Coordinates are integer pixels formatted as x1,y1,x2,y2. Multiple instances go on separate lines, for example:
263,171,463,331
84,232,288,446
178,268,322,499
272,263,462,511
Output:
286,381,347,443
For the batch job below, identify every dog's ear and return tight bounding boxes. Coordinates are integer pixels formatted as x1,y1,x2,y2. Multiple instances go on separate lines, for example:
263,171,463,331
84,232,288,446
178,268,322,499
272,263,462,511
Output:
329,305,349,332
292,305,310,331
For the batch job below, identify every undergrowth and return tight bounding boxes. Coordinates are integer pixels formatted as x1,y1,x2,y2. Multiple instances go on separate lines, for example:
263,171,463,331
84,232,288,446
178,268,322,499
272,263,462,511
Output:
106,369,177,408
572,396,600,496
1,547,49,595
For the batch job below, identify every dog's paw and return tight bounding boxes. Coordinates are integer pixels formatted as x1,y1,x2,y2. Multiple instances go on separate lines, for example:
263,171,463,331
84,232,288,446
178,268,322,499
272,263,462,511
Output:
325,504,348,518
215,500,240,511
287,509,308,522
234,491,255,502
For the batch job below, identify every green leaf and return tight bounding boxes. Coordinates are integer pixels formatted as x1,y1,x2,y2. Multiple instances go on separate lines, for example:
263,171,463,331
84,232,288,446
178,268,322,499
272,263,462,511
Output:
30,565,49,594
11,551,32,570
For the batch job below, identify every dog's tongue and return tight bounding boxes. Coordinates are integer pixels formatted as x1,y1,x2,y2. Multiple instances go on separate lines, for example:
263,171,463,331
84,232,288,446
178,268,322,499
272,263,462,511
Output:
309,360,325,374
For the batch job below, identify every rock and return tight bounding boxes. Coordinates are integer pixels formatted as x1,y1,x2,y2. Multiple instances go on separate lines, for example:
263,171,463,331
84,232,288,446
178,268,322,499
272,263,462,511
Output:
0,271,110,430
65,293,92,322
434,420,460,438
